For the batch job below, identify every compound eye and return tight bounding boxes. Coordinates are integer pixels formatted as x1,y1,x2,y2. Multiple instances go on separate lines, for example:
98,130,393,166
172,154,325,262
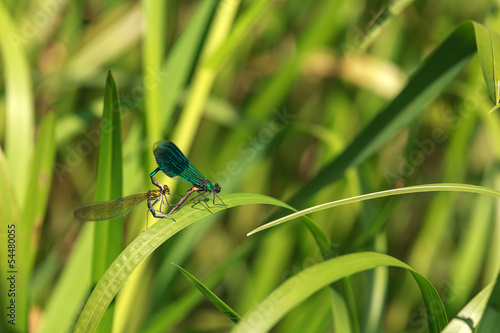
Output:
214,183,221,194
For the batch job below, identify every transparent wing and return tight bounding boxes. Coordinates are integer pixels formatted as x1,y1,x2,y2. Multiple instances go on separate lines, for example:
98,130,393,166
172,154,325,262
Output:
74,192,149,222
153,140,206,186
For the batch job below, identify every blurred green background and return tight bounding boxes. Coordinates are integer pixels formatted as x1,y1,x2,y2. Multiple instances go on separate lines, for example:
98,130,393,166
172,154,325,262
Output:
1,0,500,332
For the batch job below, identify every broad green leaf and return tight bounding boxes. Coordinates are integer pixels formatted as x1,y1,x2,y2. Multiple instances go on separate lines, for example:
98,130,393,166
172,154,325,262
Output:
74,193,292,332
172,263,241,323
248,183,500,235
231,252,447,333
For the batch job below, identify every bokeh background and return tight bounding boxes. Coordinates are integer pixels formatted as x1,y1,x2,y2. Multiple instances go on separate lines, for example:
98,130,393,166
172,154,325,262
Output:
1,0,500,332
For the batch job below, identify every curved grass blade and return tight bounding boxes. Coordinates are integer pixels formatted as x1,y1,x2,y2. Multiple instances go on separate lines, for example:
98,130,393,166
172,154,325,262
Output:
73,193,293,332
231,252,447,333
171,263,241,323
248,183,500,235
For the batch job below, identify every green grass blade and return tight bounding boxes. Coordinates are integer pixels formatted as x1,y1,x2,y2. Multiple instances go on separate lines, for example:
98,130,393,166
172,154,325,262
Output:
73,193,292,332
92,71,124,332
93,71,124,278
205,0,271,71
472,21,500,106
142,0,166,158
172,263,241,323
0,1,34,207
231,252,447,333
21,110,56,273
172,0,240,151
248,183,500,235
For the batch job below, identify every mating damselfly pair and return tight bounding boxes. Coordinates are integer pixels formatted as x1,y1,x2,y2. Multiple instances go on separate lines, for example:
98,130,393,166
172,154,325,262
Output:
74,140,226,226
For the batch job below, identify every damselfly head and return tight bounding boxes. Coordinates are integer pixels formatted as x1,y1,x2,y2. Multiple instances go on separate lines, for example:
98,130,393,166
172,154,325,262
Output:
214,183,221,194
162,185,170,194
